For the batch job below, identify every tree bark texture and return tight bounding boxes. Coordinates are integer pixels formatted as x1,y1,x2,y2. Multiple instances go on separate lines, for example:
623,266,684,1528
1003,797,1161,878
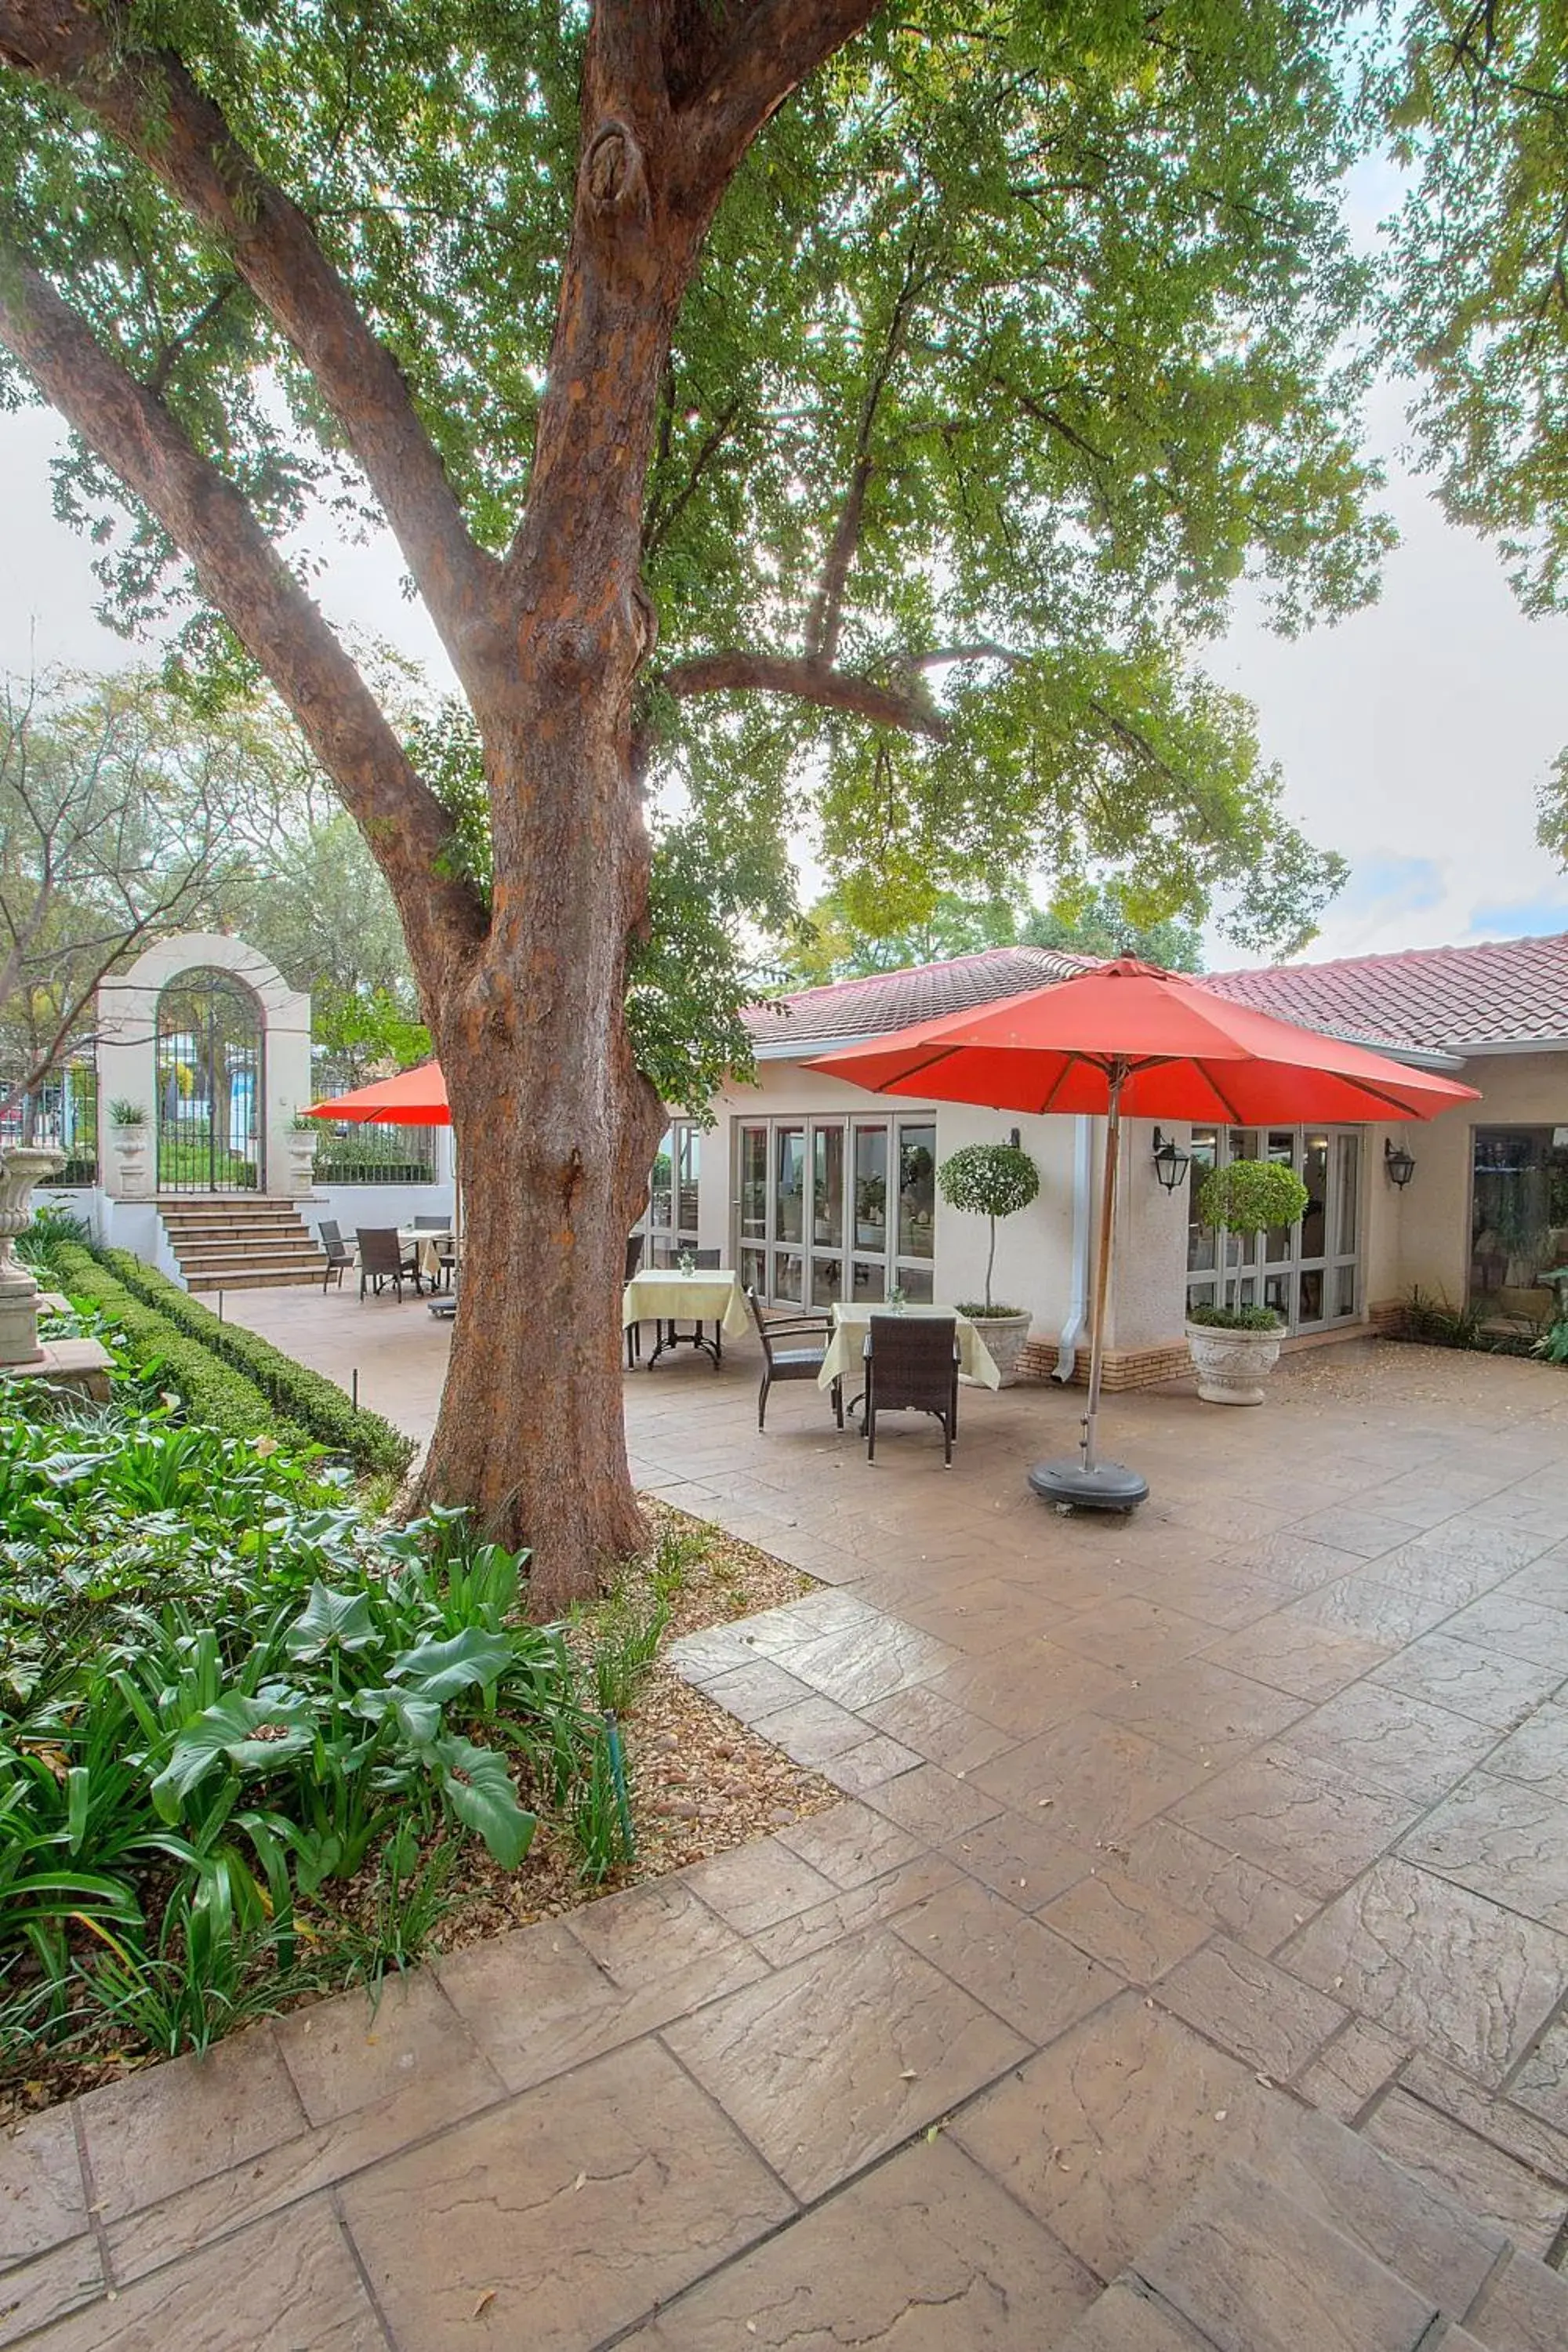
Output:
0,0,885,1611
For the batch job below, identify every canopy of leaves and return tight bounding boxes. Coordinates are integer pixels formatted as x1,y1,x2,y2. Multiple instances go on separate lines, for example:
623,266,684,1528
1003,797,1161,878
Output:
0,1,1388,1056
937,1142,1041,1221
1020,883,1207,973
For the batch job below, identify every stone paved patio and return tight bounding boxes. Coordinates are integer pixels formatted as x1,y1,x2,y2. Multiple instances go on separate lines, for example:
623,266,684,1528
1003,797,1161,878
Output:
8,1298,1568,2346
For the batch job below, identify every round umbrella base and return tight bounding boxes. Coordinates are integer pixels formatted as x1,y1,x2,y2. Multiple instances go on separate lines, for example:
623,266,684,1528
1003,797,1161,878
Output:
1029,1457,1149,1512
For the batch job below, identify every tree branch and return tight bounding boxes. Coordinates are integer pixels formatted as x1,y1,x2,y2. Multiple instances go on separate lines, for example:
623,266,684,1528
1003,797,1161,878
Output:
677,0,885,196
0,2,502,691
654,651,948,738
0,249,487,989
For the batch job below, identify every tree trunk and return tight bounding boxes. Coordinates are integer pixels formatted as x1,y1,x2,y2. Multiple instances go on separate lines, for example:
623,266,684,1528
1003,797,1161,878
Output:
416,670,666,1621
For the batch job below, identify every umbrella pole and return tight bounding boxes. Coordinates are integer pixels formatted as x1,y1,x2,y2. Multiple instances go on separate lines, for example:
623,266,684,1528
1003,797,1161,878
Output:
1081,1065,1123,1475
1027,1057,1147,1512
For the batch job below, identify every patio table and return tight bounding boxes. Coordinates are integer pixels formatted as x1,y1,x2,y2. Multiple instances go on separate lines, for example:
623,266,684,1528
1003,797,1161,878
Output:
396,1226,452,1283
622,1266,749,1369
819,1301,1001,1393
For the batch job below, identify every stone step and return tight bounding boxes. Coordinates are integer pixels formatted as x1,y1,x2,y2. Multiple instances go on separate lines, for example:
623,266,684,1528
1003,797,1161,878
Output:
184,1267,325,1292
172,1236,322,1262
1057,2100,1568,2352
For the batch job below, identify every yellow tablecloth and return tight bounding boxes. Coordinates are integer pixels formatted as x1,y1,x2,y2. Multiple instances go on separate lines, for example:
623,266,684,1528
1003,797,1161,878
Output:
397,1227,452,1281
819,1302,1001,1392
622,1268,750,1338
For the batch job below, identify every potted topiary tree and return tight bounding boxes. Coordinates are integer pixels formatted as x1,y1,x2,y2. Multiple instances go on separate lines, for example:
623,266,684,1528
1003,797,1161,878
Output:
1186,1157,1310,1403
937,1141,1040,1385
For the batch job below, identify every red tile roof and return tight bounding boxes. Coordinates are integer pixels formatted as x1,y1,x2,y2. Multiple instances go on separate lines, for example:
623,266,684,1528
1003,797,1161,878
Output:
1202,933,1568,1054
745,944,1098,1048
747,931,1568,1058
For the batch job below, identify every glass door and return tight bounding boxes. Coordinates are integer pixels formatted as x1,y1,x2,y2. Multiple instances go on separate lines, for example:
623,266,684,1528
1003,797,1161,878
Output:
1185,1124,1363,1334
733,1113,940,1307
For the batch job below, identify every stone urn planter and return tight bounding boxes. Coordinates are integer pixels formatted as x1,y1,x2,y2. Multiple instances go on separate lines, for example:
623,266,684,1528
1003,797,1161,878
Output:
1185,1317,1283,1406
107,1102,152,1201
0,1145,65,1366
965,1309,1033,1388
285,1126,318,1196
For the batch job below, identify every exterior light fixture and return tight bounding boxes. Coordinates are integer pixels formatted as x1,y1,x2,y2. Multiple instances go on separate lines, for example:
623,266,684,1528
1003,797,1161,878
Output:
1385,1138,1417,1189
1152,1128,1192,1192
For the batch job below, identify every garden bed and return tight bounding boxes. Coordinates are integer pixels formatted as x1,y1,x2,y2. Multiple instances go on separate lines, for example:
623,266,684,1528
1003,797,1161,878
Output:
0,1348,833,2124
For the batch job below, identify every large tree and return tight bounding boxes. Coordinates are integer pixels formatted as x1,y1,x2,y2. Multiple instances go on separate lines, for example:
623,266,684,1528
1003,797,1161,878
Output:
0,2,1388,1608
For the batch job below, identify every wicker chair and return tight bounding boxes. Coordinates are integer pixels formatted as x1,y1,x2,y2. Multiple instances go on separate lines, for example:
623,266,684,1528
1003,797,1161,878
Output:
747,1287,842,1432
864,1314,960,1465
318,1218,353,1294
357,1226,423,1301
624,1234,645,1367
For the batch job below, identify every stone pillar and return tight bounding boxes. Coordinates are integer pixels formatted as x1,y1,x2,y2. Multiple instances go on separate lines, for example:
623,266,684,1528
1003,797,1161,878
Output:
0,1146,65,1366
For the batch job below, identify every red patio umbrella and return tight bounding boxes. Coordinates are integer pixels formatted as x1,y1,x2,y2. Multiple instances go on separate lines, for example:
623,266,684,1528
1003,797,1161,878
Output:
806,960,1479,1508
303,1061,449,1124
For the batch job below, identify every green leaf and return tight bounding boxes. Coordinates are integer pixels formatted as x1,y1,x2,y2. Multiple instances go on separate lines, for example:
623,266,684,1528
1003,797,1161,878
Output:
390,1628,512,1702
431,1736,536,1868
352,1686,444,1748
285,1582,379,1661
150,1689,318,1815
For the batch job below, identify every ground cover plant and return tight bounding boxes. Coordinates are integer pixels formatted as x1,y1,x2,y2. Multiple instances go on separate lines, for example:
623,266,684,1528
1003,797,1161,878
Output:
0,1345,827,2117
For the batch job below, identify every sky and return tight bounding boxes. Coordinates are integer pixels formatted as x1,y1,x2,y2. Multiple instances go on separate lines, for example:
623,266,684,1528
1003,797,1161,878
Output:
5,224,1568,975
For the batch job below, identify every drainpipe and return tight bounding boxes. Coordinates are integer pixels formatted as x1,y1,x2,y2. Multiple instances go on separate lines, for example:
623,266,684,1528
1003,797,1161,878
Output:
1054,1115,1094,1383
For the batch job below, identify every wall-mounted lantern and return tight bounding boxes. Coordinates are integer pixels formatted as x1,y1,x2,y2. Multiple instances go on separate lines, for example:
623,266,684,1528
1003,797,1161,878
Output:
1384,1138,1417,1189
1152,1128,1192,1192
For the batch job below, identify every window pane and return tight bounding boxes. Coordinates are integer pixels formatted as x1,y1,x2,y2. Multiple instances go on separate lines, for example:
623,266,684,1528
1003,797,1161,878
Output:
1298,1266,1324,1323
739,1127,768,1240
649,1130,673,1229
773,1248,803,1303
851,1258,886,1303
1264,1132,1297,1260
1188,1129,1218,1272
1334,1263,1357,1319
812,1124,844,1248
853,1127,888,1250
898,1124,936,1260
1263,1272,1290,1318
1470,1128,1560,1299
1301,1134,1329,1258
775,1127,804,1245
677,1125,700,1236
1186,1277,1218,1311
1334,1134,1359,1257
740,1247,765,1298
811,1255,841,1308
898,1262,935,1304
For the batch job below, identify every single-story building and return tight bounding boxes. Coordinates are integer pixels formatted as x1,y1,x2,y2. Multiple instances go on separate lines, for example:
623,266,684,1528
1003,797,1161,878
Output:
639,933,1568,1386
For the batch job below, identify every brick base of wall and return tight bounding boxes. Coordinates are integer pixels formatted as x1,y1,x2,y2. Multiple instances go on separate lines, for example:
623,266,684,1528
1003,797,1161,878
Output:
1368,1298,1406,1337
1017,1337,1192,1392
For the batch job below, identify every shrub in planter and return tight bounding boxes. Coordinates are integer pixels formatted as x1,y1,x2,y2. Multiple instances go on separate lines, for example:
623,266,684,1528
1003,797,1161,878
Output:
1187,1160,1309,1405
937,1142,1040,1385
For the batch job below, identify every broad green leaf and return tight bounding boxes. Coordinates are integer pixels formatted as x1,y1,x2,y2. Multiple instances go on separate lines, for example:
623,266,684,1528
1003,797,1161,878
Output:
352,1686,444,1748
150,1689,318,1816
389,1628,511,1702
431,1736,535,1869
285,1582,379,1661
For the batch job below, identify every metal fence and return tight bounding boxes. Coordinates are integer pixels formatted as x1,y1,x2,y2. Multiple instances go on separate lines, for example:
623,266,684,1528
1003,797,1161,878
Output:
310,1122,439,1184
0,1063,99,1185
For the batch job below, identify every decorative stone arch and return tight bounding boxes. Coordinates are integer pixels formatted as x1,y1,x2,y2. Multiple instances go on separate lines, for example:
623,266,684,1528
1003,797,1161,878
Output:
96,934,311,1200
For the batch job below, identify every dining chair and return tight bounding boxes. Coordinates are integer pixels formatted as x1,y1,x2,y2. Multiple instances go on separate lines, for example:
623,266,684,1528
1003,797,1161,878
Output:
356,1227,424,1301
746,1288,841,1431
863,1314,960,1464
318,1218,353,1294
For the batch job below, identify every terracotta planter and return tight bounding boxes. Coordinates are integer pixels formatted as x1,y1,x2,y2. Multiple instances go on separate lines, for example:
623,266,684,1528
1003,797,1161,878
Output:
967,1311,1032,1388
0,1145,65,1366
1185,1318,1283,1406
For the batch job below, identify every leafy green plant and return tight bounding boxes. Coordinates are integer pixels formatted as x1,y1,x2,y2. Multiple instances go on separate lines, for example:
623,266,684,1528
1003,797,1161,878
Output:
107,1099,147,1127
589,1589,670,1717
935,1144,1040,1315
1530,1321,1568,1365
1195,1160,1309,1316
1399,1287,1486,1351
1186,1303,1281,1333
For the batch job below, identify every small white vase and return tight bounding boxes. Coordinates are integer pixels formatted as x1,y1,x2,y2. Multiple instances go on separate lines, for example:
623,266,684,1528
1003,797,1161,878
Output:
1185,1319,1283,1406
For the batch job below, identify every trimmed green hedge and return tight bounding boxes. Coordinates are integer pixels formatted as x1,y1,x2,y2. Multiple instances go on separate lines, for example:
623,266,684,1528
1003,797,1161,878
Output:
95,1250,415,1479
49,1244,313,1450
